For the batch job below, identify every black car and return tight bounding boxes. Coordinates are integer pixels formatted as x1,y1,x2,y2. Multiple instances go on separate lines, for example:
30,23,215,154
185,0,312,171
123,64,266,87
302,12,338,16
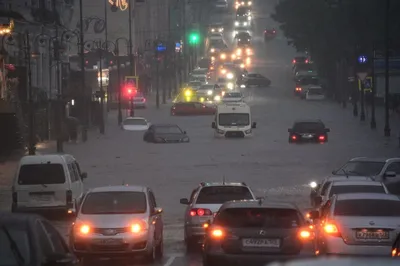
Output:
202,200,312,266
264,28,276,41
294,76,320,96
288,119,330,143
245,73,271,87
292,56,309,65
0,212,78,266
143,124,190,143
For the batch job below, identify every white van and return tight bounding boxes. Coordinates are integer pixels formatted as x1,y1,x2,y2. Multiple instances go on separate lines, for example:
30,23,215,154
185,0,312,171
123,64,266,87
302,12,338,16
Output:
211,102,256,138
11,154,87,215
306,87,325,100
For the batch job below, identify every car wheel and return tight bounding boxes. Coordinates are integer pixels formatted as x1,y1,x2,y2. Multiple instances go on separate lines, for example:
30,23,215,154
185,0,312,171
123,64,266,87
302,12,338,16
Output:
185,236,197,252
203,254,217,266
155,236,163,259
80,256,93,266
145,242,157,262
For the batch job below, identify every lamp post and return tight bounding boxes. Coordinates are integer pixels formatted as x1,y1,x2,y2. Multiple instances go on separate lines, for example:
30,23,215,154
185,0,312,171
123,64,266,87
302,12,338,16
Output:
383,0,391,137
114,37,129,125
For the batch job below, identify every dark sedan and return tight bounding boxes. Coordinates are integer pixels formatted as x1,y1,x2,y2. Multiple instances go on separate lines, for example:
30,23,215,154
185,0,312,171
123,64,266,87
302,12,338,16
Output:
244,73,271,87
288,119,330,143
143,124,190,143
0,212,79,266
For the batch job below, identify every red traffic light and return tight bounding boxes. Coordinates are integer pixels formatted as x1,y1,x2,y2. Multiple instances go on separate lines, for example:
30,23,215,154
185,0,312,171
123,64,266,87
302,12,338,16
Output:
125,86,137,97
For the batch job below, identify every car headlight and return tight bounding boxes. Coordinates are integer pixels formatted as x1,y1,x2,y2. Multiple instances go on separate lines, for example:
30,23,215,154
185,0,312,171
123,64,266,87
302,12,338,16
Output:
181,137,190,142
214,95,221,101
221,69,227,74
207,90,213,95
184,90,192,97
211,56,215,61
309,181,318,188
248,1,252,5
240,84,246,88
243,22,248,26
210,48,215,53
227,82,234,89
211,28,215,32
232,31,237,37
227,73,234,79
240,63,245,68
220,54,226,60
219,28,223,32
245,129,252,134
247,16,251,21
235,21,239,26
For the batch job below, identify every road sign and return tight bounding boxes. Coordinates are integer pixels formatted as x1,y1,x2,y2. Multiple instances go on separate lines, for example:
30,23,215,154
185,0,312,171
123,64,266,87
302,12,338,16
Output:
124,76,139,88
358,76,373,92
357,55,368,64
357,72,368,81
157,43,167,52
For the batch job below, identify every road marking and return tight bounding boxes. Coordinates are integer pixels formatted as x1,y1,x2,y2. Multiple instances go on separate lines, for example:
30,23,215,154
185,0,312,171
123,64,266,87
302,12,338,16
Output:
164,256,176,266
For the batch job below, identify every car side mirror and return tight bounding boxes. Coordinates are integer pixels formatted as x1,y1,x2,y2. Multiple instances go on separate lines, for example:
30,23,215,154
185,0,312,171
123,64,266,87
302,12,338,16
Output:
315,196,323,205
288,128,292,133
180,198,189,205
44,253,77,266
153,207,163,214
331,170,337,175
384,171,396,178
309,210,320,220
81,172,87,179
252,122,257,129
325,128,330,133
211,122,216,128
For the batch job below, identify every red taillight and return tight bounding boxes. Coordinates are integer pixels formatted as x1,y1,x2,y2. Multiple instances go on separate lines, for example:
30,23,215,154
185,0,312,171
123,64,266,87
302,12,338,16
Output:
298,228,313,240
323,223,341,237
142,98,146,102
295,87,301,91
66,190,72,204
292,59,296,63
305,59,309,63
291,135,297,140
318,135,325,141
12,192,17,203
190,208,212,216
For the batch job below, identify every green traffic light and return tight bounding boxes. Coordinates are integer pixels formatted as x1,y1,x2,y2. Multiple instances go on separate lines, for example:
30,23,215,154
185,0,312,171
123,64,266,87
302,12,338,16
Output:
189,33,200,45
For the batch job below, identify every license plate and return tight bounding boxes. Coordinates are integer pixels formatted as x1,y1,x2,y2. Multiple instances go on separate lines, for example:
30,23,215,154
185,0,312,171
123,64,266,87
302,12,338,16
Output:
242,238,280,248
32,195,52,201
302,134,313,139
356,230,389,239
93,239,123,245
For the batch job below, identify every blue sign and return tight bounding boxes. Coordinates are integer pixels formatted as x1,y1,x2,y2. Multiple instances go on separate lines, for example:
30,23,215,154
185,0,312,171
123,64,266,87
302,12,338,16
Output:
357,55,368,64
157,44,167,52
175,42,181,48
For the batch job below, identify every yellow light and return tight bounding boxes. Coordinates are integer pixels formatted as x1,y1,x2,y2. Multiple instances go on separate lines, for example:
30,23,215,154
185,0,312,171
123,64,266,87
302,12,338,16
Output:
131,223,141,233
212,229,223,238
236,49,242,56
240,63,245,68
184,90,192,97
231,54,236,59
200,97,205,102
221,69,227,74
79,225,90,234
211,56,215,61
220,54,226,60
210,48,215,53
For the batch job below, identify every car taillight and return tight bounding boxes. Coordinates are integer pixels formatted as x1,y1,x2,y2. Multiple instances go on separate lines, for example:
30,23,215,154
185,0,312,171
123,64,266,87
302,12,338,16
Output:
66,190,72,204
298,228,312,240
323,223,341,237
292,59,296,63
190,208,212,216
210,228,224,239
142,98,146,102
318,135,325,141
392,248,400,257
295,87,301,91
291,135,297,140
12,191,17,203
305,59,309,63
76,224,91,235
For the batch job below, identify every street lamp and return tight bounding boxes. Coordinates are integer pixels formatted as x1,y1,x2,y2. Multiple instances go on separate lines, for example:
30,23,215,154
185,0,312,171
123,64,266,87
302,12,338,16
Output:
114,37,129,125
383,0,391,137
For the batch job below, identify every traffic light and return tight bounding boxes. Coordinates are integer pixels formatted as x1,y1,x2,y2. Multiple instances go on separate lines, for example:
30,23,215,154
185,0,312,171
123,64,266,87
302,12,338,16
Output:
125,86,137,97
188,32,200,45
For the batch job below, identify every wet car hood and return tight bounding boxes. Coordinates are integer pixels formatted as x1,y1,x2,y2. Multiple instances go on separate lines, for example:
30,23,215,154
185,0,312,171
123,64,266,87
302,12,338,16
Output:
154,133,187,140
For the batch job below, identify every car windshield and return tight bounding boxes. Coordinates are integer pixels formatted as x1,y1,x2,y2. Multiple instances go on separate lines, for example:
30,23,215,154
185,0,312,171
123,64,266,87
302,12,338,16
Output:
293,122,324,132
214,208,301,228
237,9,247,16
334,199,400,216
210,33,222,38
196,186,253,204
210,40,225,48
0,226,31,266
189,82,202,88
329,185,385,197
123,119,147,126
224,93,242,98
294,57,307,62
154,126,182,134
81,191,147,214
219,113,250,126
17,164,65,185
198,60,210,68
338,161,385,176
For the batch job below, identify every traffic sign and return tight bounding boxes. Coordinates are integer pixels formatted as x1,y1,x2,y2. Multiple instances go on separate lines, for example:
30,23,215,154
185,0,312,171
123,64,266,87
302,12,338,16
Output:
157,43,167,52
358,76,373,92
357,72,368,81
124,76,139,88
357,55,368,64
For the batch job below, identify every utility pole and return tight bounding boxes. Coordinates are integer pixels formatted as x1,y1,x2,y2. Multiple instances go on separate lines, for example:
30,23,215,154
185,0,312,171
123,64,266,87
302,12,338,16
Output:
155,41,160,108
182,0,187,82
104,0,109,112
360,81,365,121
383,0,391,137
117,47,122,125
54,25,63,152
128,0,135,76
79,0,88,142
26,32,36,155
99,45,105,134
370,47,377,129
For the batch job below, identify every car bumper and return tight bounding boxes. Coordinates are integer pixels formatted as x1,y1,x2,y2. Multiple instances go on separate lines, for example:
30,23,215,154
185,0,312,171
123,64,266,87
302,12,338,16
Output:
205,251,313,264
71,233,153,257
186,225,206,239
133,102,146,108
215,130,252,138
323,236,393,256
12,204,72,213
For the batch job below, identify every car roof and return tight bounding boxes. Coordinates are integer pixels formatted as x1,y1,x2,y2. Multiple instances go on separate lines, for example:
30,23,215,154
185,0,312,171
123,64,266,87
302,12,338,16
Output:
349,157,400,163
266,257,400,266
325,176,373,182
293,119,323,124
125,117,146,120
151,123,179,127
331,180,383,186
221,200,299,210
336,193,400,201
199,182,248,187
89,185,147,193
19,154,74,164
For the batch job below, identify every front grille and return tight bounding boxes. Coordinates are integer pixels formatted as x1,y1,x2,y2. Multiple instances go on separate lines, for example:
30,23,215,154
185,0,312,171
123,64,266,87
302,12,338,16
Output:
92,228,128,235
91,244,129,252
165,139,180,143
132,241,147,250
225,131,245,138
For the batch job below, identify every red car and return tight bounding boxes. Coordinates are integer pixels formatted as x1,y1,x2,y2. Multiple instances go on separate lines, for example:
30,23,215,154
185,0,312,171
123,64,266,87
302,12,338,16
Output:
171,102,216,116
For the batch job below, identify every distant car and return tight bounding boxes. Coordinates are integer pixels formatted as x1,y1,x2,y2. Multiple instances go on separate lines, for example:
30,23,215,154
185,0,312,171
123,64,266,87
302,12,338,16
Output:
180,182,256,250
292,56,309,66
222,92,243,102
309,175,374,207
215,0,228,10
288,119,330,143
197,84,221,101
133,93,146,108
188,81,203,90
209,23,224,33
69,186,163,262
317,180,389,206
295,76,321,97
208,32,224,41
121,117,149,131
171,102,216,116
266,257,400,266
143,124,190,143
190,68,210,79
0,212,79,266
203,200,313,265
305,87,325,100
264,28,277,41
244,73,271,87
310,193,400,256
233,28,251,38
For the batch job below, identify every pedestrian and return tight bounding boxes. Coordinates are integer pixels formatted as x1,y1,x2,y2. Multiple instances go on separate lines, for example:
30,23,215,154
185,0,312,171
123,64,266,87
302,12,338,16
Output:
65,116,80,143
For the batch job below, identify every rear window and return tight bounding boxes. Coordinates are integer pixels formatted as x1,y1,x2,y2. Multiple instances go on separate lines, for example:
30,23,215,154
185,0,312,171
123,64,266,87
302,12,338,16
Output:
214,208,301,228
293,122,324,132
196,186,253,204
329,185,385,197
81,192,147,214
334,199,400,216
18,164,65,185
224,93,242,98
0,226,31,265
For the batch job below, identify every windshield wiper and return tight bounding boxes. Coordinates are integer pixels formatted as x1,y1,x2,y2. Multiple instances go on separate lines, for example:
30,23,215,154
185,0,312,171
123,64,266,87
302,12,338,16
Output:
1,226,24,266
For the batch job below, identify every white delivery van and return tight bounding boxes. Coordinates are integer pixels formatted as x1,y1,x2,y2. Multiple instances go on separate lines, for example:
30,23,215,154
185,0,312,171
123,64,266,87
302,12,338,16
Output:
12,154,87,215
211,102,256,138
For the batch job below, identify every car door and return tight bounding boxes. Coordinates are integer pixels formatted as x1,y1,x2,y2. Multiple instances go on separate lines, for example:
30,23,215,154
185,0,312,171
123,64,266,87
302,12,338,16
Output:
384,162,400,195
246,74,257,85
194,103,206,115
72,161,84,198
148,190,163,242
67,162,80,205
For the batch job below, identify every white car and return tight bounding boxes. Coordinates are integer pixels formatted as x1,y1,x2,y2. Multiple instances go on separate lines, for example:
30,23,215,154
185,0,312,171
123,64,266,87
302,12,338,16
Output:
188,81,203,90
70,185,164,262
222,92,243,102
208,32,224,41
122,117,150,131
133,94,147,108
306,87,325,100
